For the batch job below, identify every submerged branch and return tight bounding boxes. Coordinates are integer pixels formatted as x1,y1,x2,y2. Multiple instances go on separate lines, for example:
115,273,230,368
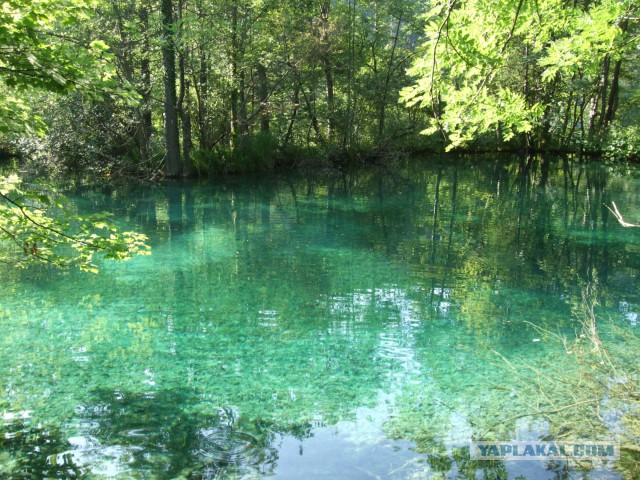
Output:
480,398,601,439
606,202,639,227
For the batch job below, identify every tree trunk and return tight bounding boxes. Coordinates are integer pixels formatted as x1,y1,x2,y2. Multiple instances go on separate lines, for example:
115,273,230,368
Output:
301,83,324,144
343,0,357,148
320,2,335,139
257,62,270,132
178,52,192,175
603,59,621,131
195,46,209,150
378,15,402,143
284,84,299,146
603,20,628,134
182,89,193,176
139,4,152,164
588,55,609,140
238,70,248,135
161,0,181,177
177,0,192,176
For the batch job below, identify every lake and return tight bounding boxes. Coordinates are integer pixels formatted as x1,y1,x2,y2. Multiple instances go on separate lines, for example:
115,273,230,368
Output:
1,156,639,479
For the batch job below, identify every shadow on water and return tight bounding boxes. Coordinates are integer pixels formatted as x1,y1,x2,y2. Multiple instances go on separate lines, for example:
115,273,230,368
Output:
2,401,594,480
0,390,518,479
1,388,312,479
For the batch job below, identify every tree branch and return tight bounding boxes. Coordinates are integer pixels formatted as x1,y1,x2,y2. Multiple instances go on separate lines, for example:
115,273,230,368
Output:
606,202,639,227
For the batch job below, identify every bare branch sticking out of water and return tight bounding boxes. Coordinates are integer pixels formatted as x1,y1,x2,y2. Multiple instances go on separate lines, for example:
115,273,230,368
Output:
606,202,639,227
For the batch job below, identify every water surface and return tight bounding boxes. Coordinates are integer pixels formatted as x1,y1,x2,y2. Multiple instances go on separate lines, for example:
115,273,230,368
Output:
1,156,639,479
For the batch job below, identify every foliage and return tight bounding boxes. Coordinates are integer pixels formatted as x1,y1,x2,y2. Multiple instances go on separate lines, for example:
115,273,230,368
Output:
16,92,160,178
0,0,152,272
2,0,639,175
192,132,296,174
6,0,432,176
0,174,150,272
0,0,127,136
402,0,640,153
233,132,278,171
604,125,640,161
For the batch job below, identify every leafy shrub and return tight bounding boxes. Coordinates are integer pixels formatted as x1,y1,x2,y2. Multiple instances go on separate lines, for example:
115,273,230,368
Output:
604,125,640,162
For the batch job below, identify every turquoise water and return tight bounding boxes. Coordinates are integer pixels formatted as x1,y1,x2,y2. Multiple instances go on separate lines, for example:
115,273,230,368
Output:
1,156,639,479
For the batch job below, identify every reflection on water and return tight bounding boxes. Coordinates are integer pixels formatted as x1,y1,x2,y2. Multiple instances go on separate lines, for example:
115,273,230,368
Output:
1,156,639,478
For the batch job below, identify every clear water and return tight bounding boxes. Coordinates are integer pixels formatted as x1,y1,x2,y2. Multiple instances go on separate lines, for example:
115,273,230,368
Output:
1,156,639,479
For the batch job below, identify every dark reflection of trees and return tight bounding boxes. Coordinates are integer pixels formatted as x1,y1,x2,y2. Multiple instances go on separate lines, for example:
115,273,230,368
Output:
0,388,313,479
448,447,508,480
0,420,85,479
63,155,640,342
20,157,640,327
76,388,312,479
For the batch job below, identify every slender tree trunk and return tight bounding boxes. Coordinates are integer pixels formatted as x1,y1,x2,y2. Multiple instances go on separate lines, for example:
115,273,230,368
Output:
588,55,609,140
284,84,300,146
231,83,239,146
302,84,323,144
597,55,610,133
114,0,152,164
564,93,581,150
182,87,193,176
161,0,181,177
230,3,239,146
177,0,192,175
139,4,152,164
194,46,209,150
378,15,402,143
603,20,627,133
257,62,270,132
230,2,248,145
579,94,588,153
292,68,324,144
324,62,335,138
343,0,357,148
603,59,621,131
194,0,209,151
559,91,573,146
239,70,248,135
320,2,335,139
523,43,532,150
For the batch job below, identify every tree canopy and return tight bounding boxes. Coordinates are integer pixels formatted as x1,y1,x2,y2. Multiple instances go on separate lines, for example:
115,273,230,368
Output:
0,0,149,271
0,0,122,134
1,0,639,176
401,0,640,153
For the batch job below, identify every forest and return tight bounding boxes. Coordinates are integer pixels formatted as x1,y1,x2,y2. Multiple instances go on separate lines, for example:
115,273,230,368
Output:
0,0,639,180
1,2,640,478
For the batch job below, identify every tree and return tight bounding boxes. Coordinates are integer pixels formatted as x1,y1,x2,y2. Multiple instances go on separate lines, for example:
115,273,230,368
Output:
161,0,182,176
0,175,150,272
401,0,640,152
0,0,151,271
0,0,120,135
